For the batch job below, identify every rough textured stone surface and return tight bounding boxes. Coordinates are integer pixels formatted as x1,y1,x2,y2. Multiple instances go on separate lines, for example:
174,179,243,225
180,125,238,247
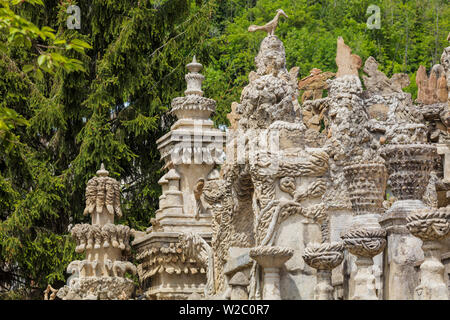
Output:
406,207,450,300
57,164,136,300
132,57,224,300
130,25,450,300
335,37,362,78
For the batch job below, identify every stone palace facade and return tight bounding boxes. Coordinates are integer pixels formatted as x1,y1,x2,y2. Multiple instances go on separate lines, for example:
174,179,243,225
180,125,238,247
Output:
57,10,450,300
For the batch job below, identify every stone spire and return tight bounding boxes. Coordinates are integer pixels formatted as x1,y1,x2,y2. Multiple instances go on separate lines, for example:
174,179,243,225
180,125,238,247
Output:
57,164,136,300
132,56,225,300
185,56,204,96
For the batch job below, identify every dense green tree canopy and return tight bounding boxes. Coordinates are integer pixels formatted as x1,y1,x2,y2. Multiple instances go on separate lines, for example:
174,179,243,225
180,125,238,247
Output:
0,0,448,299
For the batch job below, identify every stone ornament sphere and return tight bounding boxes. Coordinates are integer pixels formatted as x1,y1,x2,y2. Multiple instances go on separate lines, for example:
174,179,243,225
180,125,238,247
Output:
249,246,294,268
341,228,386,258
406,207,450,241
343,161,387,215
302,242,345,270
380,144,437,200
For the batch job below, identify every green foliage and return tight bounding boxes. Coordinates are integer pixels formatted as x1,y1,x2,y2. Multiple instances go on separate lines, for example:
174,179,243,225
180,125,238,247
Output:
203,0,450,125
0,0,216,298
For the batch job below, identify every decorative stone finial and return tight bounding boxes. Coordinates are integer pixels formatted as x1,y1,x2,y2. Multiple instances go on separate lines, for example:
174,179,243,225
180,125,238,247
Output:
248,9,288,36
96,163,109,176
84,164,122,222
187,55,202,73
185,56,205,96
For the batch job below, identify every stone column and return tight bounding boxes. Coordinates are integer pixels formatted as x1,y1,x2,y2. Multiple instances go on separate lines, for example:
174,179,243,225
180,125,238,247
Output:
406,207,450,300
379,143,437,299
343,161,387,229
229,272,250,300
302,242,344,300
341,228,386,300
57,164,136,300
249,246,293,300
343,161,387,298
133,57,225,300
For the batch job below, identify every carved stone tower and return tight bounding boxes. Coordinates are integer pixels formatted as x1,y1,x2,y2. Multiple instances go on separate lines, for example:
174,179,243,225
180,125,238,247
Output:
57,164,136,300
132,57,225,299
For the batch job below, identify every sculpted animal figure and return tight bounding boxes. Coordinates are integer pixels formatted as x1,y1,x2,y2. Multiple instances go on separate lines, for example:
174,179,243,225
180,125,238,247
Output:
248,9,288,36
179,232,215,297
112,261,136,277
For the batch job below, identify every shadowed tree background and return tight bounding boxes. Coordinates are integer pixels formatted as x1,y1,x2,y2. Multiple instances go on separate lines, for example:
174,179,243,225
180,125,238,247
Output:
0,0,448,299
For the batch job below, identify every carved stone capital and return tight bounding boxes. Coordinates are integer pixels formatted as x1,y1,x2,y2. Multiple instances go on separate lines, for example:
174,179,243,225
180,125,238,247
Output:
406,207,450,241
71,223,131,253
302,242,344,270
249,246,293,269
380,143,436,200
341,227,386,258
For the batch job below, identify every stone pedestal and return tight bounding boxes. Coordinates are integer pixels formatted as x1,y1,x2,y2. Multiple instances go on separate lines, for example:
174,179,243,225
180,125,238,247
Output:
302,242,344,300
250,246,293,300
353,256,378,300
380,143,437,299
407,207,450,300
379,200,424,299
341,228,386,300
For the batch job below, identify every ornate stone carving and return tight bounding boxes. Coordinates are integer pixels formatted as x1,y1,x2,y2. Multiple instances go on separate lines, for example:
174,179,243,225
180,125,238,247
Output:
381,144,437,200
178,232,214,296
131,19,450,301
342,228,386,258
249,246,293,300
133,56,225,300
407,207,450,240
136,241,206,280
57,164,135,300
303,242,344,300
71,223,131,253
303,242,344,270
83,164,122,224
341,227,386,300
248,9,288,36
343,161,387,216
406,207,450,300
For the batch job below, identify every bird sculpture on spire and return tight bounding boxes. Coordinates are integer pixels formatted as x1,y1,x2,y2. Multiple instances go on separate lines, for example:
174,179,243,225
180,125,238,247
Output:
248,9,288,36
